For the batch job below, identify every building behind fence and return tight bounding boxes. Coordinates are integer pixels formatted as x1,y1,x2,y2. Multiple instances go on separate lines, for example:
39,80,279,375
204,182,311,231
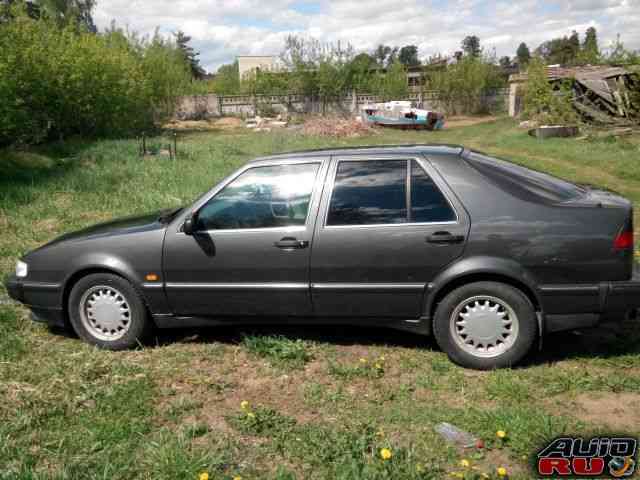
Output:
174,89,510,120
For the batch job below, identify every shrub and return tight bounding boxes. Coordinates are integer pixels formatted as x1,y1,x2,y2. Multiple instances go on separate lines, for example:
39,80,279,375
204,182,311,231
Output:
0,7,190,146
430,56,505,114
522,58,578,125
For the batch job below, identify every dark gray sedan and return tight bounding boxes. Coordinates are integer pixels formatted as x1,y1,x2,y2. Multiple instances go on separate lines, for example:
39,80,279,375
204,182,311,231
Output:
6,145,640,369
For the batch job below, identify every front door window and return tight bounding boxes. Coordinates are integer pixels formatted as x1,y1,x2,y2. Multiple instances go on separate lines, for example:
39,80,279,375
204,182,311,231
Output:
197,163,320,230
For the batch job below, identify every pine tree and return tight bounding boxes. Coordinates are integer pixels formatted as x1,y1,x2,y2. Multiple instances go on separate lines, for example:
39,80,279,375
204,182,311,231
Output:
516,42,531,68
175,30,206,80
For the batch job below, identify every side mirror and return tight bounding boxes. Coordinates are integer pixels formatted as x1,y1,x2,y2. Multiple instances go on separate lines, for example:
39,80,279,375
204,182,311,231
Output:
183,215,196,235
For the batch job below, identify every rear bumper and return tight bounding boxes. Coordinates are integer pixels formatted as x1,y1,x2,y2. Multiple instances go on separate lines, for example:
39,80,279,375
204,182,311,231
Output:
4,274,66,328
541,272,640,333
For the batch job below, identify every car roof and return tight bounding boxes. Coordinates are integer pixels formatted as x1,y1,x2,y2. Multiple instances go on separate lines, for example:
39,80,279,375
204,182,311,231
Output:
248,144,464,162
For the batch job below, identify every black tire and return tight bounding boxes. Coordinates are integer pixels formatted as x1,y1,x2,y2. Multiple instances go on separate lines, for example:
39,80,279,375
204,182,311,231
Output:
68,273,153,350
432,281,537,370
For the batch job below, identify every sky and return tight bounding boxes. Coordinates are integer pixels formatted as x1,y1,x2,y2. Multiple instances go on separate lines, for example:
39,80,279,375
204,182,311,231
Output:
93,0,640,73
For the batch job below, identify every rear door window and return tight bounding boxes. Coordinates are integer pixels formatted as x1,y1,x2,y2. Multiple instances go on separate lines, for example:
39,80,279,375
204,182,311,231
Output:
326,159,455,226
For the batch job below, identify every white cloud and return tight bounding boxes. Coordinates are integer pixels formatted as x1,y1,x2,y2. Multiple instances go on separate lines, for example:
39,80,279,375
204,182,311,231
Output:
93,0,640,72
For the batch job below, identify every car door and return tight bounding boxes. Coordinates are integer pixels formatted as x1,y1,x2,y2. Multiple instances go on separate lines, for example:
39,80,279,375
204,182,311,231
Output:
163,157,328,317
310,155,469,318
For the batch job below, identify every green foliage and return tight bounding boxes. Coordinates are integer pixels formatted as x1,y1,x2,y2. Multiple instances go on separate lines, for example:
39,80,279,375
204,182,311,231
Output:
229,403,297,436
175,30,206,79
431,56,505,114
461,35,481,58
370,60,408,100
399,45,420,66
241,334,313,368
0,11,190,146
516,42,531,67
211,61,241,94
522,58,578,125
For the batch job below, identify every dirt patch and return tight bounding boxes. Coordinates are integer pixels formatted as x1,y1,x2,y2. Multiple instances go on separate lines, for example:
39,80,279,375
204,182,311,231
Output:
571,392,640,430
302,116,378,138
34,218,60,234
445,116,498,129
164,118,244,132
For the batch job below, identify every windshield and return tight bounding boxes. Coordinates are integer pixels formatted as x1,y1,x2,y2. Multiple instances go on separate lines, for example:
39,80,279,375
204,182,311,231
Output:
464,151,585,203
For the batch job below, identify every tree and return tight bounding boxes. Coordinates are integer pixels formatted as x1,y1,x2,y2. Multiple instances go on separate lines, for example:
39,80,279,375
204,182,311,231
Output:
373,44,398,67
516,42,531,68
499,56,512,69
347,53,377,92
2,0,96,31
398,45,419,66
461,35,481,57
212,61,240,94
174,30,206,79
568,30,580,60
372,60,408,100
536,35,579,65
581,26,599,63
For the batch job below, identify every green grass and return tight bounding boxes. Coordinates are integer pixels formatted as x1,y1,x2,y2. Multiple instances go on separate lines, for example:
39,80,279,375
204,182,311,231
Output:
241,334,313,369
1,117,640,479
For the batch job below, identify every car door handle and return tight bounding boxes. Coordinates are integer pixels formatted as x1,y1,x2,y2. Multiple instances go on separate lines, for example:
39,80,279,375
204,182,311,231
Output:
427,231,465,244
274,237,309,249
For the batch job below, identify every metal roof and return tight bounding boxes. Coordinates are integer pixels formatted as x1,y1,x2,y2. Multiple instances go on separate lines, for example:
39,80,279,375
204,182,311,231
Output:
249,144,464,162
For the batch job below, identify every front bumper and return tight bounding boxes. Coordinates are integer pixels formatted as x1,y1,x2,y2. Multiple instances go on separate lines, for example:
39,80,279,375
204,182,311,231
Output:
4,274,66,328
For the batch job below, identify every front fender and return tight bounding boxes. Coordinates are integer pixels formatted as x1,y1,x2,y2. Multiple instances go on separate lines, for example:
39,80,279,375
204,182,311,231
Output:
424,256,542,317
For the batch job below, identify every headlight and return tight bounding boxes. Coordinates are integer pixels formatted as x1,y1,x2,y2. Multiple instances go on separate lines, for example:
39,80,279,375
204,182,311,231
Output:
15,260,28,278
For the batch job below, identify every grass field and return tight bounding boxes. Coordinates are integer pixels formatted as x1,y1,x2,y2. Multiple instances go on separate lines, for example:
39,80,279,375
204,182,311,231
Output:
2,117,640,479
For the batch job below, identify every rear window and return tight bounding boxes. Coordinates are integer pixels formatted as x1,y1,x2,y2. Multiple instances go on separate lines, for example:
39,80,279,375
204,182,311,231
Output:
464,151,585,203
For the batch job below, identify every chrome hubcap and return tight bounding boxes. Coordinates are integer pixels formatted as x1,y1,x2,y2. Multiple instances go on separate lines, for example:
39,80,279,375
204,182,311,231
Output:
450,295,519,358
80,286,131,341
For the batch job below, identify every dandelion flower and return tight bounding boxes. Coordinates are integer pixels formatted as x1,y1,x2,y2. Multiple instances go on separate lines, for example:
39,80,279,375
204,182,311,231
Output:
233,476,242,480
199,473,209,480
247,412,255,419
496,430,507,439
240,400,249,410
460,459,470,468
416,463,424,473
376,429,385,438
497,466,508,477
374,363,382,370
359,358,368,364
380,448,392,460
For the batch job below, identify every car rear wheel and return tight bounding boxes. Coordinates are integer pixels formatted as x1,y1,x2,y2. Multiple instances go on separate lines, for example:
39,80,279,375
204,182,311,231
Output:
68,273,152,350
433,281,537,369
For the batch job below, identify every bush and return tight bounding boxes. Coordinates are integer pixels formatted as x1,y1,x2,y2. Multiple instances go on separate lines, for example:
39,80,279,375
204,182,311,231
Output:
0,7,190,146
522,58,578,125
430,56,505,114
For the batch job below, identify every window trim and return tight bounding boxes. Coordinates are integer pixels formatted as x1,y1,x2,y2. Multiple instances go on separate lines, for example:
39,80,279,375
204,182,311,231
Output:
322,156,459,229
191,160,324,234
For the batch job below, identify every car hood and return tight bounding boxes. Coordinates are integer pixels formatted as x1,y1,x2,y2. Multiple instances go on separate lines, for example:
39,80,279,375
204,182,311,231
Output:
32,210,170,252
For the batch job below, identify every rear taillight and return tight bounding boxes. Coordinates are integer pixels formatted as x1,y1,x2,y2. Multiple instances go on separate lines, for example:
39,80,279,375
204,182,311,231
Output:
614,218,634,250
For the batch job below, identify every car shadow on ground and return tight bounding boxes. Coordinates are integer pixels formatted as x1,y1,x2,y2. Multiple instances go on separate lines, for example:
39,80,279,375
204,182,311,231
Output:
46,315,640,367
144,318,640,368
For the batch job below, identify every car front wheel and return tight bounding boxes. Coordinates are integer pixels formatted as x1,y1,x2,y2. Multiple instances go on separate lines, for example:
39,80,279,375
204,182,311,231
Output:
433,281,537,369
68,273,152,350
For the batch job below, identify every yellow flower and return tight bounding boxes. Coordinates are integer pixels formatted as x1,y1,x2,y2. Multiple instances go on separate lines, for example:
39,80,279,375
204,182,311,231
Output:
380,448,392,460
496,430,507,439
240,400,249,410
460,459,470,468
450,473,464,479
359,357,368,364
374,363,383,370
376,429,385,438
233,476,242,480
416,463,424,473
198,473,209,480
379,355,386,362
247,412,255,419
497,466,508,477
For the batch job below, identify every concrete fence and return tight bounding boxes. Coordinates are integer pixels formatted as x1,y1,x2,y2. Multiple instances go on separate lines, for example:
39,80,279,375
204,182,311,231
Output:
174,89,510,120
